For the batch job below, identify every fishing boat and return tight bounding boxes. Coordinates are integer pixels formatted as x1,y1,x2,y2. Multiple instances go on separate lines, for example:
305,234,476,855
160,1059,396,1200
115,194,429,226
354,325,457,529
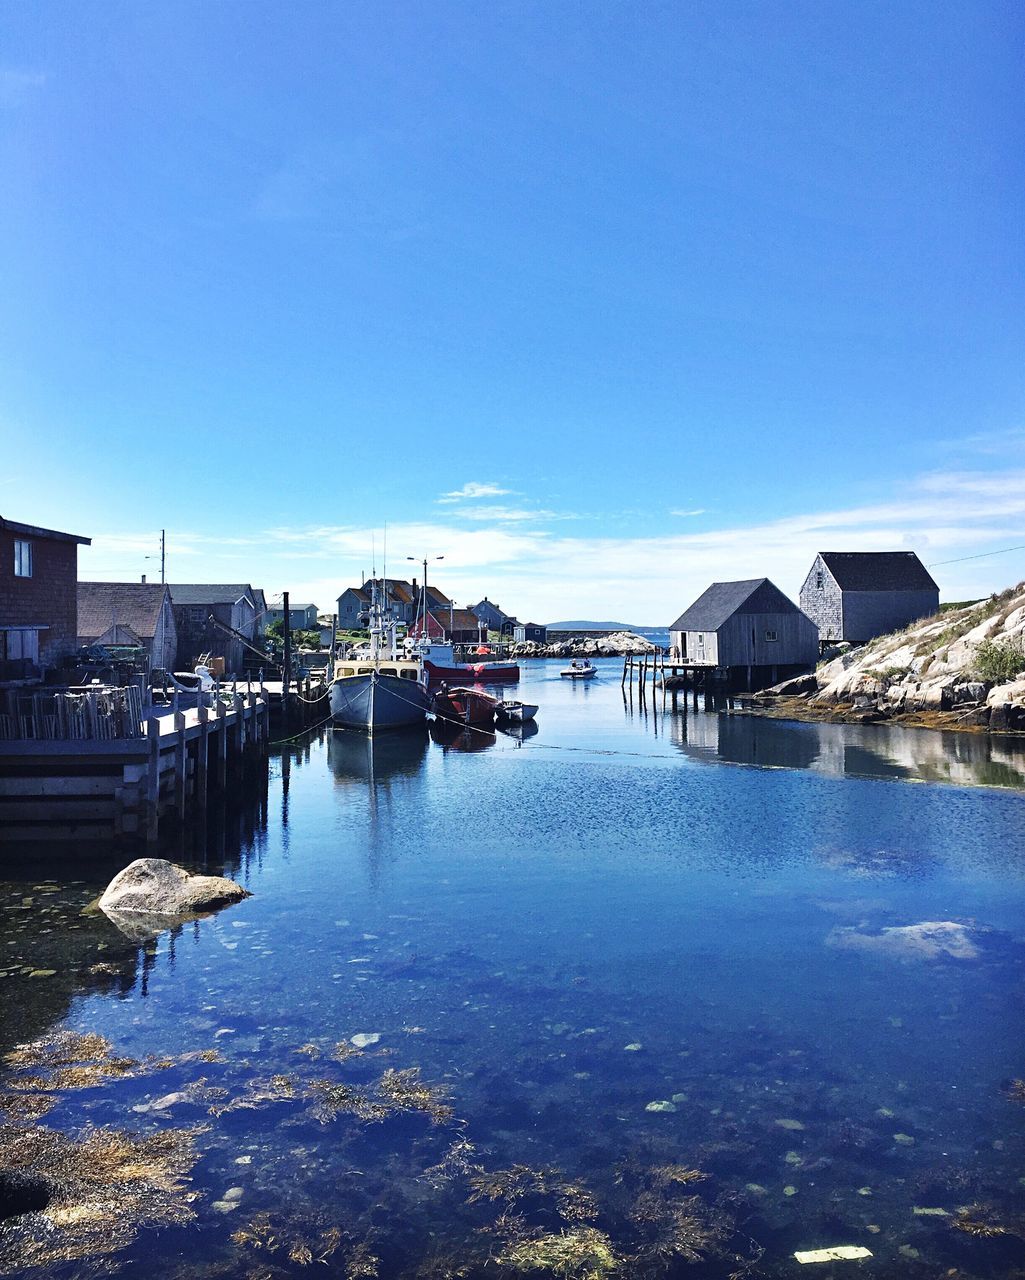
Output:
411,639,519,685
432,684,500,726
329,579,430,732
494,699,538,723
560,658,597,679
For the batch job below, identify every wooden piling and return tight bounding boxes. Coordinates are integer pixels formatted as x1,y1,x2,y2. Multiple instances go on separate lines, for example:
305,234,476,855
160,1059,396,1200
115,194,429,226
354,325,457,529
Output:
145,717,161,844
174,710,187,821
196,703,209,810
216,698,227,791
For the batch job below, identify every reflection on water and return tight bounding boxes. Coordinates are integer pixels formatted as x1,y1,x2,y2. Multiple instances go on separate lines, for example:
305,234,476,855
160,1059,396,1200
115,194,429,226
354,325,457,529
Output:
328,724,431,784
2,659,1025,1278
661,700,1025,789
429,719,498,752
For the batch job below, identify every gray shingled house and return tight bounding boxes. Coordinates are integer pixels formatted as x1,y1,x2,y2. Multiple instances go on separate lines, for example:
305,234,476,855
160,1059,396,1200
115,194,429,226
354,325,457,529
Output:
669,578,819,689
799,552,939,645
78,581,177,671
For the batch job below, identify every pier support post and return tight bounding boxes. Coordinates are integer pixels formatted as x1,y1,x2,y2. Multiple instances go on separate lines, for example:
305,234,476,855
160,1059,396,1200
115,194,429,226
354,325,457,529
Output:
145,717,161,845
196,703,209,811
216,698,227,791
174,710,187,821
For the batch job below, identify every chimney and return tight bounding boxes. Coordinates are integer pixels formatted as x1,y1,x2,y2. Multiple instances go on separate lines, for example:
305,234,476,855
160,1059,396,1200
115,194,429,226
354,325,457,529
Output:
141,574,147,584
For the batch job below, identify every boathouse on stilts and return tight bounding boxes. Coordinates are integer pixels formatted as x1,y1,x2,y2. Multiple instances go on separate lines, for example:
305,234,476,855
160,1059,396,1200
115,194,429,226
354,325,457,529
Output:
667,578,819,693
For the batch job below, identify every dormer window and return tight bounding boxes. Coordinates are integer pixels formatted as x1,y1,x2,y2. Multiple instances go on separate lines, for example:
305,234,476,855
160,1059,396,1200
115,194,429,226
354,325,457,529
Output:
14,540,32,577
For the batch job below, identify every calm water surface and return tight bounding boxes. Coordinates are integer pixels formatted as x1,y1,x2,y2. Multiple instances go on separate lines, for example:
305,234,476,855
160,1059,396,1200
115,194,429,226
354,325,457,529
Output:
2,658,1024,1278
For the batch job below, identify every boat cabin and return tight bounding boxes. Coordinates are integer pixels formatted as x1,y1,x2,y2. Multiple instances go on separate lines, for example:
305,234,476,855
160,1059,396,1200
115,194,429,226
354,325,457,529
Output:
332,659,422,682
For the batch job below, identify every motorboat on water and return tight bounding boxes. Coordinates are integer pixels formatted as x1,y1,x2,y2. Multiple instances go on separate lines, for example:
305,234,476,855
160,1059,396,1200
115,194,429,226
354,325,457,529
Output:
329,580,430,732
494,699,538,723
432,684,501,726
560,658,597,679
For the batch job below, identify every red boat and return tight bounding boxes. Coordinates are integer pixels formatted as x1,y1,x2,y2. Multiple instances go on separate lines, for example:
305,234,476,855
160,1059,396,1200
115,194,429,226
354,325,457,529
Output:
431,684,501,726
413,641,519,685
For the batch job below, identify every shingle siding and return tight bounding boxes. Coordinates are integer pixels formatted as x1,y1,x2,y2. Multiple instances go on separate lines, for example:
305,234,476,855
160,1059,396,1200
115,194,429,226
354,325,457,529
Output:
799,555,844,642
0,523,88,671
841,590,939,643
799,552,939,644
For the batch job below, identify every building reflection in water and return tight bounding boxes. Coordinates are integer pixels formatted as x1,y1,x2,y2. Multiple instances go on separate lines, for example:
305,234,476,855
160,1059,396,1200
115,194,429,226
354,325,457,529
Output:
654,698,1025,790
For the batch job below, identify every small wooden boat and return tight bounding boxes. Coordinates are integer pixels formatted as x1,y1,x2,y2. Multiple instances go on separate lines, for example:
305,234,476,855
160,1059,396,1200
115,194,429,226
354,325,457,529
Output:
432,684,500,726
560,659,597,679
494,699,538,723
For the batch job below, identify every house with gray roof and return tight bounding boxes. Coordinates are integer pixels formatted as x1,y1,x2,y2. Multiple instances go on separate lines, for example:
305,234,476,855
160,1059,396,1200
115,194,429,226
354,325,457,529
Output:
266,602,320,630
799,552,939,645
78,582,177,671
669,578,818,689
167,584,261,674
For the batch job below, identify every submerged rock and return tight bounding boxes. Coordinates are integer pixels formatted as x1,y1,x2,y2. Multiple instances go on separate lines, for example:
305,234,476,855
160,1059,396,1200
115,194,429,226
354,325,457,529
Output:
98,859,249,934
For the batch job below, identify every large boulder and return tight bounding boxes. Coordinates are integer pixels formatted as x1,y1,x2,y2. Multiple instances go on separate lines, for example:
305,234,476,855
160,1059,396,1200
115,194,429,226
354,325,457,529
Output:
986,677,1025,709
760,673,817,697
98,859,249,919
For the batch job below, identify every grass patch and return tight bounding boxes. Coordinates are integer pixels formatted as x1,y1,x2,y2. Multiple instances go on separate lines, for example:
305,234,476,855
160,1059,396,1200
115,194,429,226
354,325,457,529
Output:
974,637,1025,684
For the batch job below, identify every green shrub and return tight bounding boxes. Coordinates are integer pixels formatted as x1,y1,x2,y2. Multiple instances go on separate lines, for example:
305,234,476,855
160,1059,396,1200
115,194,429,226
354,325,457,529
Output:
973,637,1025,684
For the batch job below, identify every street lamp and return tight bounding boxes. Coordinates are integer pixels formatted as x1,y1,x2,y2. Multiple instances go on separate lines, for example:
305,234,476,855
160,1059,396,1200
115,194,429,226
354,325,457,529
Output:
407,555,444,638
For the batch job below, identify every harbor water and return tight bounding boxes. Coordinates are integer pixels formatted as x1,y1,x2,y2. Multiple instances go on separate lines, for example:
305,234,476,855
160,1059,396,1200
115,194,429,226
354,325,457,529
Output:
1,657,1024,1278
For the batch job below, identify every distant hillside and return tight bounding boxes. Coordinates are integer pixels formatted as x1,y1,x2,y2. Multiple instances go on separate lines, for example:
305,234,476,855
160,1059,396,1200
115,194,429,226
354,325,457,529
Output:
546,620,668,640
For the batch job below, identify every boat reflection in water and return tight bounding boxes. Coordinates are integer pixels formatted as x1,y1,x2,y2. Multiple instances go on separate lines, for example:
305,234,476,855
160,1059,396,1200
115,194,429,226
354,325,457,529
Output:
496,718,540,744
429,718,498,753
327,725,430,787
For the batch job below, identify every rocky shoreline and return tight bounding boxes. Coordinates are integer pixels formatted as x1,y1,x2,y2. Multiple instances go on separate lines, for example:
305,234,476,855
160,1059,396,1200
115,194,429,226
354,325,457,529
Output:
746,584,1025,735
509,631,657,659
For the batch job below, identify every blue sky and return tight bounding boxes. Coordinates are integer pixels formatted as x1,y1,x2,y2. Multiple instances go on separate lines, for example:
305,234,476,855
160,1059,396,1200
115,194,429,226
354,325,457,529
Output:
1,1,1022,621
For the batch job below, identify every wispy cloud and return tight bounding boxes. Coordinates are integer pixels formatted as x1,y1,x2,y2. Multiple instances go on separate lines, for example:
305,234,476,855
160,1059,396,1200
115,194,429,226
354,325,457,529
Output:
936,425,1025,459
448,505,577,523
0,68,46,109
670,507,707,518
437,481,512,504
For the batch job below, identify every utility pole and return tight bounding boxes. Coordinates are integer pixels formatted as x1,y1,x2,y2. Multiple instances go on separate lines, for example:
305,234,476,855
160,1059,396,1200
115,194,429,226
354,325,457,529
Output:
160,529,165,583
282,591,291,728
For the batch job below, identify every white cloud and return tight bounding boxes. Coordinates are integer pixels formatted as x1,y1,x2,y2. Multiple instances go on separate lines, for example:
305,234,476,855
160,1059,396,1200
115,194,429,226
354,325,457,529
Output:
670,508,707,518
77,468,1025,622
437,481,511,504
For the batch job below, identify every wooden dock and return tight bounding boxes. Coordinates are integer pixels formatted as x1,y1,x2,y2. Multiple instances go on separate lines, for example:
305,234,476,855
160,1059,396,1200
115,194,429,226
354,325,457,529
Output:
0,692,270,847
622,653,721,693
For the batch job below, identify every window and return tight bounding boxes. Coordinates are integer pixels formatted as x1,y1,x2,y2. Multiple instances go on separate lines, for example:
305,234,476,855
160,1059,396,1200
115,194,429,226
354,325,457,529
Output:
765,630,778,642
815,572,823,589
14,540,32,577
696,633,704,644
1,629,38,661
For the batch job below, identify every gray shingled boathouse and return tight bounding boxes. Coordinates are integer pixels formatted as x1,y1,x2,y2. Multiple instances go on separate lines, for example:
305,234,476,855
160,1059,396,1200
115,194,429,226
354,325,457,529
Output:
799,551,939,645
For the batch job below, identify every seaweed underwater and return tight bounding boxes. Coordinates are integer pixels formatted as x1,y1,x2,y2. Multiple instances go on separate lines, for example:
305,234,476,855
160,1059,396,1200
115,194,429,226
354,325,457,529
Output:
2,1011,1024,1278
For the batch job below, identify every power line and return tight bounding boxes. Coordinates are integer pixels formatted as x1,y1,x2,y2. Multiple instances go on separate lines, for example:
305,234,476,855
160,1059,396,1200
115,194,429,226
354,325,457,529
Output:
928,543,1025,568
